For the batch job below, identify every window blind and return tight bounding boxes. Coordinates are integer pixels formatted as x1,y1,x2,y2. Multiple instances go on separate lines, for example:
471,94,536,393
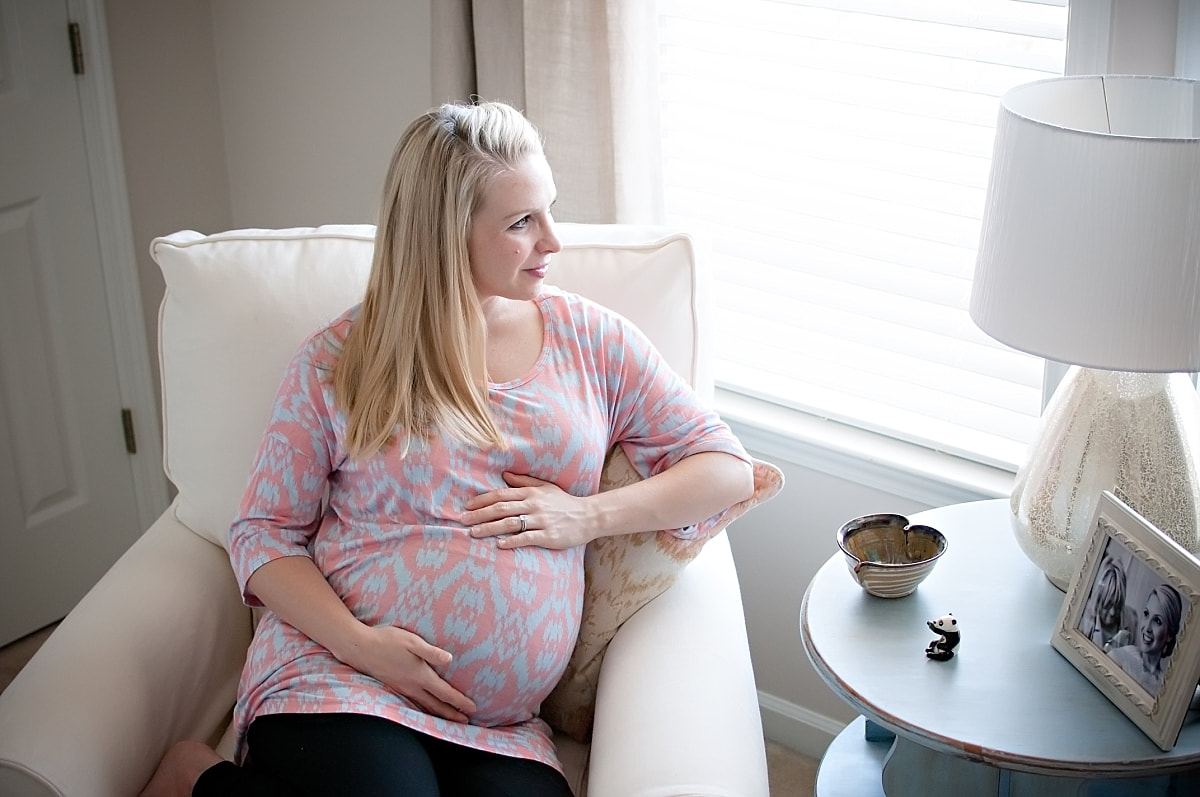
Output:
657,0,1068,469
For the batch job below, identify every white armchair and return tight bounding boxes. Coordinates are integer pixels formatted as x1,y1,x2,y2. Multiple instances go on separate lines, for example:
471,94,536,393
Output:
0,224,770,797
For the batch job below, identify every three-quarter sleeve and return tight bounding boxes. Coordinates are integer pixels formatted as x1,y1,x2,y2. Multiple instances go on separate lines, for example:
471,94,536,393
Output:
228,335,338,605
604,308,747,474
581,298,750,540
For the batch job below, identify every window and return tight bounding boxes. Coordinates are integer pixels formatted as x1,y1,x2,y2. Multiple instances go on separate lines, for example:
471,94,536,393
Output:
657,0,1069,470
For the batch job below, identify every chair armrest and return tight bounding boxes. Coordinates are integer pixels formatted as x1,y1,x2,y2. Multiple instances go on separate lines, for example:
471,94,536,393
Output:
0,504,251,797
586,531,769,797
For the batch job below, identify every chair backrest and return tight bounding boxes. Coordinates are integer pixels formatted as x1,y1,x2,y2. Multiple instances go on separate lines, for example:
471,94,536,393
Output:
150,223,710,548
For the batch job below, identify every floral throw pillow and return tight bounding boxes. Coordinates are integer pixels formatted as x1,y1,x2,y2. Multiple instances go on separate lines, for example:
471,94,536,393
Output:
539,447,784,742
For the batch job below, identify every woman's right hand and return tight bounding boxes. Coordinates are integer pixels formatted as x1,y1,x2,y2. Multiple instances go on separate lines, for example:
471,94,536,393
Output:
346,623,477,723
245,557,477,723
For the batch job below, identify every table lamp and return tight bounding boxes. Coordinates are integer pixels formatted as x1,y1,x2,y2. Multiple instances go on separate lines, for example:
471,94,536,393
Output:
970,74,1200,590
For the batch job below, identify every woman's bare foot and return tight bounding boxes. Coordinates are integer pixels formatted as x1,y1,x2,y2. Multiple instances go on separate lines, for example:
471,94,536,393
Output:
139,740,223,797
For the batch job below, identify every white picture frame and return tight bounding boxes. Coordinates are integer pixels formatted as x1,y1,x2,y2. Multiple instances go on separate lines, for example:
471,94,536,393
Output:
1051,491,1200,751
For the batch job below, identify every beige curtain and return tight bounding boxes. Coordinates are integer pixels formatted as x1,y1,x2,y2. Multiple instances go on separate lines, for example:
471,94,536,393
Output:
432,0,663,225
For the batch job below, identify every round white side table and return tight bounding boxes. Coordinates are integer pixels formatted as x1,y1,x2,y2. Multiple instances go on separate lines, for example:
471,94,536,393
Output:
801,499,1200,796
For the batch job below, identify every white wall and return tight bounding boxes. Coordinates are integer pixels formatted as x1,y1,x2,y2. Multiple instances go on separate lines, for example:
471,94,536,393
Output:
1110,0,1179,75
209,0,432,227
104,0,1187,762
106,0,233,404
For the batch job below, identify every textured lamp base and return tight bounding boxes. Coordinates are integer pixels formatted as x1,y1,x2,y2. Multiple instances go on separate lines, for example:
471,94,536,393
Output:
1011,367,1200,590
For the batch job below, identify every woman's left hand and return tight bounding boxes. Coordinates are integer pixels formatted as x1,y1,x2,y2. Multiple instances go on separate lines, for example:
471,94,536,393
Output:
463,473,593,549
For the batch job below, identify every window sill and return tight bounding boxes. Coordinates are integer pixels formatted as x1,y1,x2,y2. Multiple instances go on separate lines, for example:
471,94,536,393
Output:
715,389,1015,508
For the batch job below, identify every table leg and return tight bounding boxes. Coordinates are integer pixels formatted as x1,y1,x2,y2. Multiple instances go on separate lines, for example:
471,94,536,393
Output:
881,736,1000,796
863,720,894,743
814,718,887,797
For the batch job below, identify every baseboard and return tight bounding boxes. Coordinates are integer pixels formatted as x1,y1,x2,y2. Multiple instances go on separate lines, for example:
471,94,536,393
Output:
758,690,847,762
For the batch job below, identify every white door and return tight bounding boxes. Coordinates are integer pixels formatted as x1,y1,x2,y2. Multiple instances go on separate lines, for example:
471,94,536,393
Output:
0,0,145,645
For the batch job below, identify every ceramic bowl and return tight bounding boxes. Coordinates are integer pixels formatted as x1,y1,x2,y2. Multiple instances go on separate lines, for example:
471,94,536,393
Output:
837,514,947,598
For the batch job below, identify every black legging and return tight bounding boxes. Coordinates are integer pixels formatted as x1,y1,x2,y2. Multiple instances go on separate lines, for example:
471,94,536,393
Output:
192,713,574,797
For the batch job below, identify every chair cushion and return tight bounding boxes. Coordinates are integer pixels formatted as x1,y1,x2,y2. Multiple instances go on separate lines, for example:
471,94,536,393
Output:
540,451,783,742
153,226,376,547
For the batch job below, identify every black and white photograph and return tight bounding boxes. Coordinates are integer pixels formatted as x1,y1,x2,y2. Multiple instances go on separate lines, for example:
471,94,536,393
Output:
1077,533,1189,699
1054,492,1200,751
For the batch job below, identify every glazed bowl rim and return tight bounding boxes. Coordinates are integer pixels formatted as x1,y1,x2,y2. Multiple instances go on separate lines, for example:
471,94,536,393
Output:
837,513,948,569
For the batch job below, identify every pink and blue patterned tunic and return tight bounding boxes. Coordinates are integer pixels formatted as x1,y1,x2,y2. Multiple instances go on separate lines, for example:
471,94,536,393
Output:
228,287,749,770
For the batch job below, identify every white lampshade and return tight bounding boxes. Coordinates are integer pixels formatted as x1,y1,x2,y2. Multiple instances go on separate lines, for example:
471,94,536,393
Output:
970,75,1200,589
971,75,1200,373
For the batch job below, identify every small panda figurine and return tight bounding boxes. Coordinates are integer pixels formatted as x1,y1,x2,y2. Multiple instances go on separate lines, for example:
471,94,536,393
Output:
925,614,961,661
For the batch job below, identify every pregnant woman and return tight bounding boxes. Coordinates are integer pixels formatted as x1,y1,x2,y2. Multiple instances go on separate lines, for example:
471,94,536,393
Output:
140,99,753,797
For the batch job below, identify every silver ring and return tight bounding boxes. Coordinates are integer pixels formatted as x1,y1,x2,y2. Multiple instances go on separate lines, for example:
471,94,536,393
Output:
518,514,528,533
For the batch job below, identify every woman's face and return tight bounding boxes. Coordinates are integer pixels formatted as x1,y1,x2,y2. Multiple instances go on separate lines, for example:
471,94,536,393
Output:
467,153,561,302
1137,591,1176,656
1099,599,1122,629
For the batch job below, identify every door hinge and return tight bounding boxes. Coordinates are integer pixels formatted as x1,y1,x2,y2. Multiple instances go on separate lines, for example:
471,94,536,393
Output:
68,23,84,75
121,408,137,454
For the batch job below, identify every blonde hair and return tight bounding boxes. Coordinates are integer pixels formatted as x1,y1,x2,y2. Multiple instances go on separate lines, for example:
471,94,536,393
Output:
335,101,545,459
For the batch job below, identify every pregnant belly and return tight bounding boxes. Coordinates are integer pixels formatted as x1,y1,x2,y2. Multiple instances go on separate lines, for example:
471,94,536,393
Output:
322,531,583,726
